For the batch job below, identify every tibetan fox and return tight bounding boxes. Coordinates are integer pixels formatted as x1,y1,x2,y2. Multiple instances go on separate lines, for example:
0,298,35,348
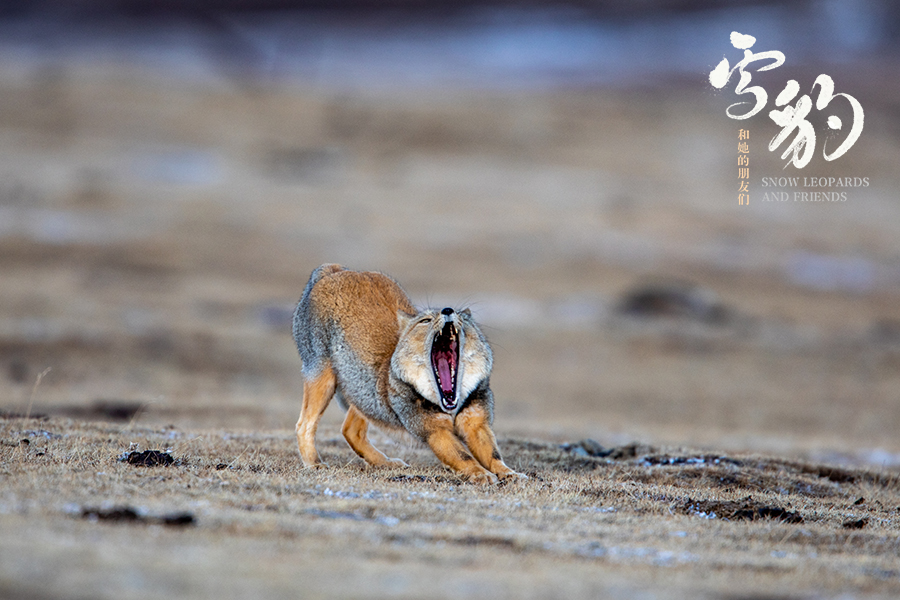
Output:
292,264,521,483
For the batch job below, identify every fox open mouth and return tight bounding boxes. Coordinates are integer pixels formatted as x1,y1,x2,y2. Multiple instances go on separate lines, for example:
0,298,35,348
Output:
430,321,459,411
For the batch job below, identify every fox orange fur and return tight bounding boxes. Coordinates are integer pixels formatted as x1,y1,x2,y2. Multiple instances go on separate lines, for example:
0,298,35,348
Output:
292,264,521,484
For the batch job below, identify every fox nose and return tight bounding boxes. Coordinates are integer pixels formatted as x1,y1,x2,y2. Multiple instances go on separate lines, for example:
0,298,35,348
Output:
441,307,454,316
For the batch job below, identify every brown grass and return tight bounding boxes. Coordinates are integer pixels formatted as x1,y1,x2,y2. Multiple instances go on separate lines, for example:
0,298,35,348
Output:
2,415,900,599
2,40,900,599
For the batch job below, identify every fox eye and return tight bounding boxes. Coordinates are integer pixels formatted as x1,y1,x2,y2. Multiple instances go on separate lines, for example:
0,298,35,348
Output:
418,317,433,324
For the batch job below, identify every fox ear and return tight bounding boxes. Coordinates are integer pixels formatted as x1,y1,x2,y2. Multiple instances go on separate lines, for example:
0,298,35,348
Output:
396,309,417,331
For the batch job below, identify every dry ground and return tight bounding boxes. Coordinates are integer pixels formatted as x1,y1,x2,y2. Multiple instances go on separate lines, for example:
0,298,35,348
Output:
2,25,900,599
2,416,900,600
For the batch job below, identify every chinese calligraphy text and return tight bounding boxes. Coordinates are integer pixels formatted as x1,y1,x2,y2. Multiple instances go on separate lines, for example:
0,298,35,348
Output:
710,32,864,169
739,129,750,205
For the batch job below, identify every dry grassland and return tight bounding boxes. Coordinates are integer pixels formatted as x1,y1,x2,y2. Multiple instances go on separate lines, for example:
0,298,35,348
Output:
2,415,900,600
2,43,900,599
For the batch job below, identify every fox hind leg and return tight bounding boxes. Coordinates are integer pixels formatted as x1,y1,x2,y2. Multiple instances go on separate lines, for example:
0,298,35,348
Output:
341,405,408,468
296,363,337,467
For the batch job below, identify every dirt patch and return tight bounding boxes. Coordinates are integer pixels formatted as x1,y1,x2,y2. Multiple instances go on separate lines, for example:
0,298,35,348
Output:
616,280,730,324
507,439,655,474
842,517,870,529
121,450,175,467
44,399,145,422
560,439,649,460
679,497,804,524
80,505,195,527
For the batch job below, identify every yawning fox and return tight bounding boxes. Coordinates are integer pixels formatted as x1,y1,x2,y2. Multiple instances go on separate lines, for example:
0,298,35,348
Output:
292,264,521,483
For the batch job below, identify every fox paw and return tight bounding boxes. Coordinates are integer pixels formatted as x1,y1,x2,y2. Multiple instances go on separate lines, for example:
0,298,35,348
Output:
498,469,528,482
465,469,499,485
378,457,409,468
302,461,330,469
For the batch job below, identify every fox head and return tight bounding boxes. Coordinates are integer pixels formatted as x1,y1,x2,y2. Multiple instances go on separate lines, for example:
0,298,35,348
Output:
391,307,492,414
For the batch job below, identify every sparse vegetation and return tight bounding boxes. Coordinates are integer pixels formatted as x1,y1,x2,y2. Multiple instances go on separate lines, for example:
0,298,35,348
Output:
2,22,900,599
2,416,900,599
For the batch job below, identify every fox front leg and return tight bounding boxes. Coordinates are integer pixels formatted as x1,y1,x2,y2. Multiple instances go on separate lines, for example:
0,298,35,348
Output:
418,412,498,484
455,404,524,481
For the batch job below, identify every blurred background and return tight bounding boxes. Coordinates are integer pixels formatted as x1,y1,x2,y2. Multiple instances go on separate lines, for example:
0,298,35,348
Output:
2,0,900,466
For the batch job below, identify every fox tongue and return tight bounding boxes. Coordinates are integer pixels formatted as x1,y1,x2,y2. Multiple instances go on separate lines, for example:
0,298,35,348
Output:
436,355,454,398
